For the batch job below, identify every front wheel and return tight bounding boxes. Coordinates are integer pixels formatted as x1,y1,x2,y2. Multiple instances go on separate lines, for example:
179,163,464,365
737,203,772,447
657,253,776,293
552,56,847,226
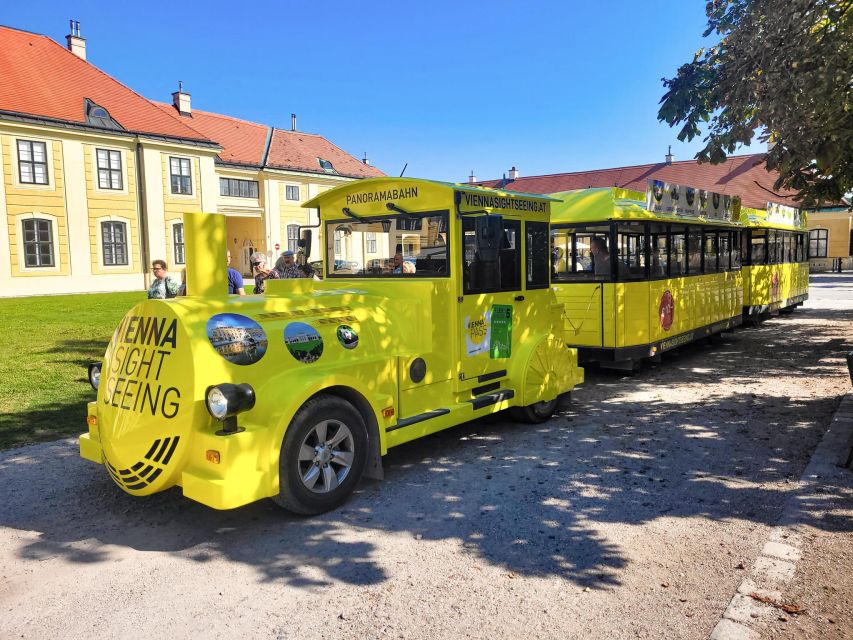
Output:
273,394,367,515
509,397,559,424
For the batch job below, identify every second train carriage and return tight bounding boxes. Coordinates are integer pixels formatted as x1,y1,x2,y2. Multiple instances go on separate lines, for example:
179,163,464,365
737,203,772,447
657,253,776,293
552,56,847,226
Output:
549,186,745,369
740,203,809,321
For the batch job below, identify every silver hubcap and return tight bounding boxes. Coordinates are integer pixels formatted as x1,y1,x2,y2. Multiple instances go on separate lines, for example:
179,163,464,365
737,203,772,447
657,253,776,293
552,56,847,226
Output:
297,419,355,494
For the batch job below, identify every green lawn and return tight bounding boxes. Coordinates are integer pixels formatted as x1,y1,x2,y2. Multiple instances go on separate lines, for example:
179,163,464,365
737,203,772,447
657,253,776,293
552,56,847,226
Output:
0,291,145,450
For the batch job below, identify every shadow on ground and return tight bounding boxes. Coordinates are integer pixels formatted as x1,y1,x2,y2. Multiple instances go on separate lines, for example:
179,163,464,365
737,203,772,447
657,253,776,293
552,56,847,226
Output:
1,304,851,592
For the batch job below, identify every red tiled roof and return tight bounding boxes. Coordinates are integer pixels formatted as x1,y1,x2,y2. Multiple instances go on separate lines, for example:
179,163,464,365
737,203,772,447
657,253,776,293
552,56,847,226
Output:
266,128,385,179
0,25,213,143
478,154,799,210
153,102,268,166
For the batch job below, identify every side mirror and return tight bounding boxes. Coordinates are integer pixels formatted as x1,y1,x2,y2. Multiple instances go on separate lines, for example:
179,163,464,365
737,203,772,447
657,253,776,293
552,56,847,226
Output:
298,229,312,259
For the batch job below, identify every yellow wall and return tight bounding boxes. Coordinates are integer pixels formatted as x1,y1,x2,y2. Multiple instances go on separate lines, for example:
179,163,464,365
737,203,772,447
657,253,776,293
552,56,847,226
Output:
2,134,69,277
161,152,202,255
84,143,139,274
808,212,851,259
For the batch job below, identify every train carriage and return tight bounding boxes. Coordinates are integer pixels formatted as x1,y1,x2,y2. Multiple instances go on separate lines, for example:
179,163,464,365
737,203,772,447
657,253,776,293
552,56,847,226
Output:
740,203,809,321
549,185,744,370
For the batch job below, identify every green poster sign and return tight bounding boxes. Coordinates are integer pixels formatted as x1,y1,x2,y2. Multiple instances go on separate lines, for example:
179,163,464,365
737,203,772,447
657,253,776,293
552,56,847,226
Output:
490,305,512,359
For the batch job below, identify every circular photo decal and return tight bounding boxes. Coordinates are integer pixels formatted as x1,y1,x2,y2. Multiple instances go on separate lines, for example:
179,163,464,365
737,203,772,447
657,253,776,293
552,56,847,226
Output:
207,314,268,365
336,324,359,350
285,322,324,364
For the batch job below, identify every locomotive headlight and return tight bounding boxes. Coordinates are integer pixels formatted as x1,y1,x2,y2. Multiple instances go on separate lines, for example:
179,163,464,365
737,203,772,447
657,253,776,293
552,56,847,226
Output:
205,383,256,435
88,363,102,391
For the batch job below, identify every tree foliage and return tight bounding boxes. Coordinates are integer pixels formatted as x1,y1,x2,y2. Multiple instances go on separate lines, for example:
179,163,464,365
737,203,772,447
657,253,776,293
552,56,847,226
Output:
658,0,852,207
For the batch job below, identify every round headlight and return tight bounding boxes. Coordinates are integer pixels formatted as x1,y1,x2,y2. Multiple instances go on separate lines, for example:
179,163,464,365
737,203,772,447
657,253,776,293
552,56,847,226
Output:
88,363,102,391
206,387,229,420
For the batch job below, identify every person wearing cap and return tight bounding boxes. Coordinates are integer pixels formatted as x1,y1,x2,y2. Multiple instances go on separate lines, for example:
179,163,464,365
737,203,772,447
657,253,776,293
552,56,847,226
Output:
250,252,279,294
274,250,305,279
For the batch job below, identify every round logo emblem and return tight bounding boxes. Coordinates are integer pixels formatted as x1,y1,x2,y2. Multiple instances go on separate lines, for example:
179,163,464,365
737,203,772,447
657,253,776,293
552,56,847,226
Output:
207,313,268,365
336,324,359,350
284,322,323,364
659,290,674,331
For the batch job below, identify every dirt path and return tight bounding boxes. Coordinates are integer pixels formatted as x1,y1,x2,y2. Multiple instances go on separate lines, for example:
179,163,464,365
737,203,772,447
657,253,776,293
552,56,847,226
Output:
1,274,851,640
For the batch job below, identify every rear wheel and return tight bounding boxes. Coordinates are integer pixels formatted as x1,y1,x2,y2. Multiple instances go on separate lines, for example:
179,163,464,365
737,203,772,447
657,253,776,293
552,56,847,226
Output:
509,397,559,424
273,394,367,515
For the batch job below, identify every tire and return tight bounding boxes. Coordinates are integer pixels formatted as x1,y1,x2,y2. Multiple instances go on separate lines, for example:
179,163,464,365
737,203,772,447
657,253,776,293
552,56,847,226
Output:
273,394,367,515
509,397,559,424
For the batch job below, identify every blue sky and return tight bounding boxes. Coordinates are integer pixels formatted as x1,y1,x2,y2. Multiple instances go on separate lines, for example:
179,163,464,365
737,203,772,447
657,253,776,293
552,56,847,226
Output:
3,1,751,182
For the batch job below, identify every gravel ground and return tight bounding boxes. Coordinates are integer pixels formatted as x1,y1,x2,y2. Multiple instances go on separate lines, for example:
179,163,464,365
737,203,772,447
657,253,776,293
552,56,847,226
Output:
1,274,851,640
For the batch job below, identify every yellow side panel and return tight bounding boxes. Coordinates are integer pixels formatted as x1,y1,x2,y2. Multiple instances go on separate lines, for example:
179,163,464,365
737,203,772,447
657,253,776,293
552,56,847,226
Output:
554,283,603,347
616,282,650,347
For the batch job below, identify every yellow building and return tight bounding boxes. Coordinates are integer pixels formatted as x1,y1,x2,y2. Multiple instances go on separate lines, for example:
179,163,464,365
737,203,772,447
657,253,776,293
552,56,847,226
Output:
807,207,853,272
0,24,383,297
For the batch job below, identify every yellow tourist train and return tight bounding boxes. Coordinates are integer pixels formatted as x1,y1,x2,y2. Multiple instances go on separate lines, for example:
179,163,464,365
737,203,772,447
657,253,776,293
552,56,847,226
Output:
740,203,809,322
549,183,747,370
80,178,583,514
548,180,810,369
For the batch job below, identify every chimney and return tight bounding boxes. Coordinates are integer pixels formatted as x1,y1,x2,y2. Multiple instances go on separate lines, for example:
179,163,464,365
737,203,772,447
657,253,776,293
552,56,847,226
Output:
291,113,297,131
665,145,674,165
508,166,519,180
468,170,477,184
66,20,86,60
172,81,191,115
362,152,370,166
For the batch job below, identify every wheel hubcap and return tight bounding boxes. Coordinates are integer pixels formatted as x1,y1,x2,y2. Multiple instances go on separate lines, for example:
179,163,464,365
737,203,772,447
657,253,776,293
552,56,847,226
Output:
297,419,355,494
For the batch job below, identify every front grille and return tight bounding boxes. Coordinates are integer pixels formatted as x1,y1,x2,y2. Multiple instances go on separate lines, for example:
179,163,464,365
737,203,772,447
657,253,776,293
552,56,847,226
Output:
104,436,180,491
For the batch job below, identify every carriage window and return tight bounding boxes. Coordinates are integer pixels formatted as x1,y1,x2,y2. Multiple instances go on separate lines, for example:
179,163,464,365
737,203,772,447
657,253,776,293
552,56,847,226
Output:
525,221,550,289
324,212,449,278
551,225,611,281
796,232,806,262
767,230,779,264
704,229,720,273
750,229,767,265
731,231,742,270
649,224,668,278
785,232,795,263
719,231,732,271
463,217,520,293
670,226,687,277
687,226,703,274
616,222,647,280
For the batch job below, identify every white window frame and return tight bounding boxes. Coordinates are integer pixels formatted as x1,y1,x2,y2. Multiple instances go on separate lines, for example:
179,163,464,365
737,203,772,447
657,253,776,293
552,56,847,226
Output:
170,220,186,265
169,156,193,196
287,224,300,253
285,184,301,201
13,138,54,190
98,218,130,267
95,148,124,191
15,212,60,273
809,228,828,259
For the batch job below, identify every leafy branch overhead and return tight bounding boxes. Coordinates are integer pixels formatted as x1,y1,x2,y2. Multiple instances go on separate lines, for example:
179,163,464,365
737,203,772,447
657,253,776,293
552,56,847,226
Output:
658,0,852,207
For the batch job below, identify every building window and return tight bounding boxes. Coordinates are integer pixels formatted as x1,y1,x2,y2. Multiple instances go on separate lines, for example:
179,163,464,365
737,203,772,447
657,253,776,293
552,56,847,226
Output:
173,223,185,264
366,232,377,253
96,149,123,190
287,224,300,253
318,158,336,173
334,230,342,255
101,221,128,266
169,157,192,195
21,218,54,267
220,177,259,198
17,140,49,185
285,185,300,201
809,228,828,258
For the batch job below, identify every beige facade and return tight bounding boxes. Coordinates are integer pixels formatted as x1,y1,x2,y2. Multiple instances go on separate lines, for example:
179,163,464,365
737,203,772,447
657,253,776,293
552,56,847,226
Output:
807,210,853,272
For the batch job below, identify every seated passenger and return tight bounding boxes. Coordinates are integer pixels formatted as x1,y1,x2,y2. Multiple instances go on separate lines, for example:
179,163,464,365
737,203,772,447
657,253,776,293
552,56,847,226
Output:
590,237,613,277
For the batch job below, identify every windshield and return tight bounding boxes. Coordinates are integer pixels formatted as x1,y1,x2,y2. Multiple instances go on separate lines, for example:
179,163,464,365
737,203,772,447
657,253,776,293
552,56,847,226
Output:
324,212,449,277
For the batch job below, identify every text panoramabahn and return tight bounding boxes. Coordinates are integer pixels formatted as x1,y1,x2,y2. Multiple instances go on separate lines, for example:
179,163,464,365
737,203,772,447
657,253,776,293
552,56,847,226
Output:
102,315,182,419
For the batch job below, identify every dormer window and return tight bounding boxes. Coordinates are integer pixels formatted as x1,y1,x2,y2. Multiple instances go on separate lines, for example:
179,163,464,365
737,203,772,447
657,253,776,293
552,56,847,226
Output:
84,99,123,130
318,158,336,173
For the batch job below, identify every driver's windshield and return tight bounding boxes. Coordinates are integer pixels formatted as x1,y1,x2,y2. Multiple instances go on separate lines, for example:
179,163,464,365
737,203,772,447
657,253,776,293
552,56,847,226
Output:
324,212,449,277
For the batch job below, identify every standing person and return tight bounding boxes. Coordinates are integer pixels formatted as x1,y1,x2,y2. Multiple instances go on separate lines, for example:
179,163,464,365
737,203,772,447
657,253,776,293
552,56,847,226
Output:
176,268,187,296
147,260,179,299
250,252,280,294
226,250,246,295
274,250,305,279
